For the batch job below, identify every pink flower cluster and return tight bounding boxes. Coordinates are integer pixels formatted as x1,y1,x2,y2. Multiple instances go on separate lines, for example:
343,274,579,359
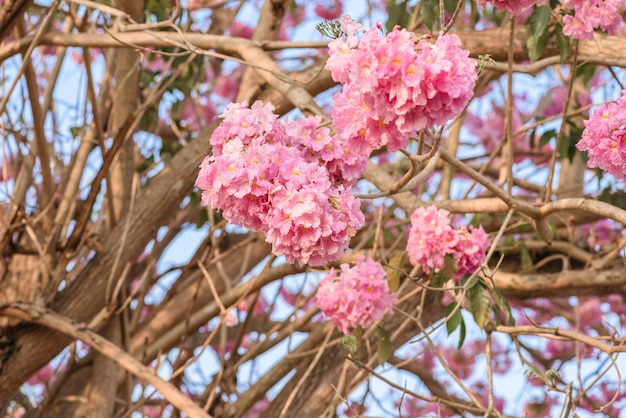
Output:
326,17,477,152
562,0,626,40
406,206,490,278
316,256,396,335
476,0,536,15
576,90,626,180
314,0,343,21
580,219,624,249
195,101,365,266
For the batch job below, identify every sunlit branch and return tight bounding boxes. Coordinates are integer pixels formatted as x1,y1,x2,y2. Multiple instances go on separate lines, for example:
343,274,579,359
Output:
0,302,213,418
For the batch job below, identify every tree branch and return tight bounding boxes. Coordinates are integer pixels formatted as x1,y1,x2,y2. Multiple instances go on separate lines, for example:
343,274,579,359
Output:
0,302,212,418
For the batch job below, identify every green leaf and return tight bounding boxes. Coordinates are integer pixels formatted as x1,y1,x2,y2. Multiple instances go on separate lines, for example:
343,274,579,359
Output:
492,288,515,326
441,254,458,281
529,5,550,34
524,365,542,377
376,326,392,366
527,6,551,62
468,282,491,329
385,252,406,292
417,0,438,32
575,64,597,86
386,0,409,32
135,155,155,174
546,369,560,381
139,106,159,132
146,0,169,21
529,127,537,149
457,316,466,349
519,242,533,272
476,54,496,75
430,271,445,289
599,187,626,208
538,129,556,148
527,29,549,62
558,123,583,162
340,335,358,360
554,23,571,62
69,125,83,138
194,208,208,229
445,302,463,335
431,255,459,289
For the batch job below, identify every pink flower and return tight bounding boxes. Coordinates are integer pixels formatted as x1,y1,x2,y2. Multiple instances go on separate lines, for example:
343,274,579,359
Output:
453,226,490,278
327,25,476,152
407,206,490,278
576,89,626,180
176,96,216,131
339,402,368,417
213,69,241,101
562,13,596,40
562,0,626,40
188,0,218,11
542,85,568,116
578,298,603,327
545,339,575,360
229,21,255,39
406,206,459,274
580,219,624,249
476,0,536,15
223,310,237,327
27,364,56,386
316,257,396,334
314,0,343,20
196,101,366,266
246,397,269,418
143,55,168,72
401,396,455,417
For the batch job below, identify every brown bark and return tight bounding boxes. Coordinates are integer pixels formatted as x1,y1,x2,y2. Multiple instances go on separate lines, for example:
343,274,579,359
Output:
73,319,122,418
0,119,215,400
1,5,626,415
0,254,42,328
3,25,626,67
0,26,341,398
0,0,33,43
236,0,287,104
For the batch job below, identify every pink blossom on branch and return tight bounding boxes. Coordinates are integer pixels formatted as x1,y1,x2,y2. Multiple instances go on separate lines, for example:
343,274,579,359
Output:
454,225,491,277
326,19,477,152
406,206,490,278
314,0,343,21
576,89,626,180
406,206,459,273
316,257,396,335
195,101,366,266
561,0,626,40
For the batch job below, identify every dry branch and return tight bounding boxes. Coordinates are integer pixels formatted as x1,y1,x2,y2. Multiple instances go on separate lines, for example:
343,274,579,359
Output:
0,302,212,418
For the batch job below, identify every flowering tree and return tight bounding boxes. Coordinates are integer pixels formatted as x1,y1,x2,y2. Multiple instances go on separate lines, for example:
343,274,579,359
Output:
1,0,626,417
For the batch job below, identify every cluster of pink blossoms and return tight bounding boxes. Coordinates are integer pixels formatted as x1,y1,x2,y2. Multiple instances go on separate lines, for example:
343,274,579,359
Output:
576,90,626,180
195,101,364,266
406,206,490,278
562,0,626,40
476,0,536,15
316,257,397,335
326,17,477,152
